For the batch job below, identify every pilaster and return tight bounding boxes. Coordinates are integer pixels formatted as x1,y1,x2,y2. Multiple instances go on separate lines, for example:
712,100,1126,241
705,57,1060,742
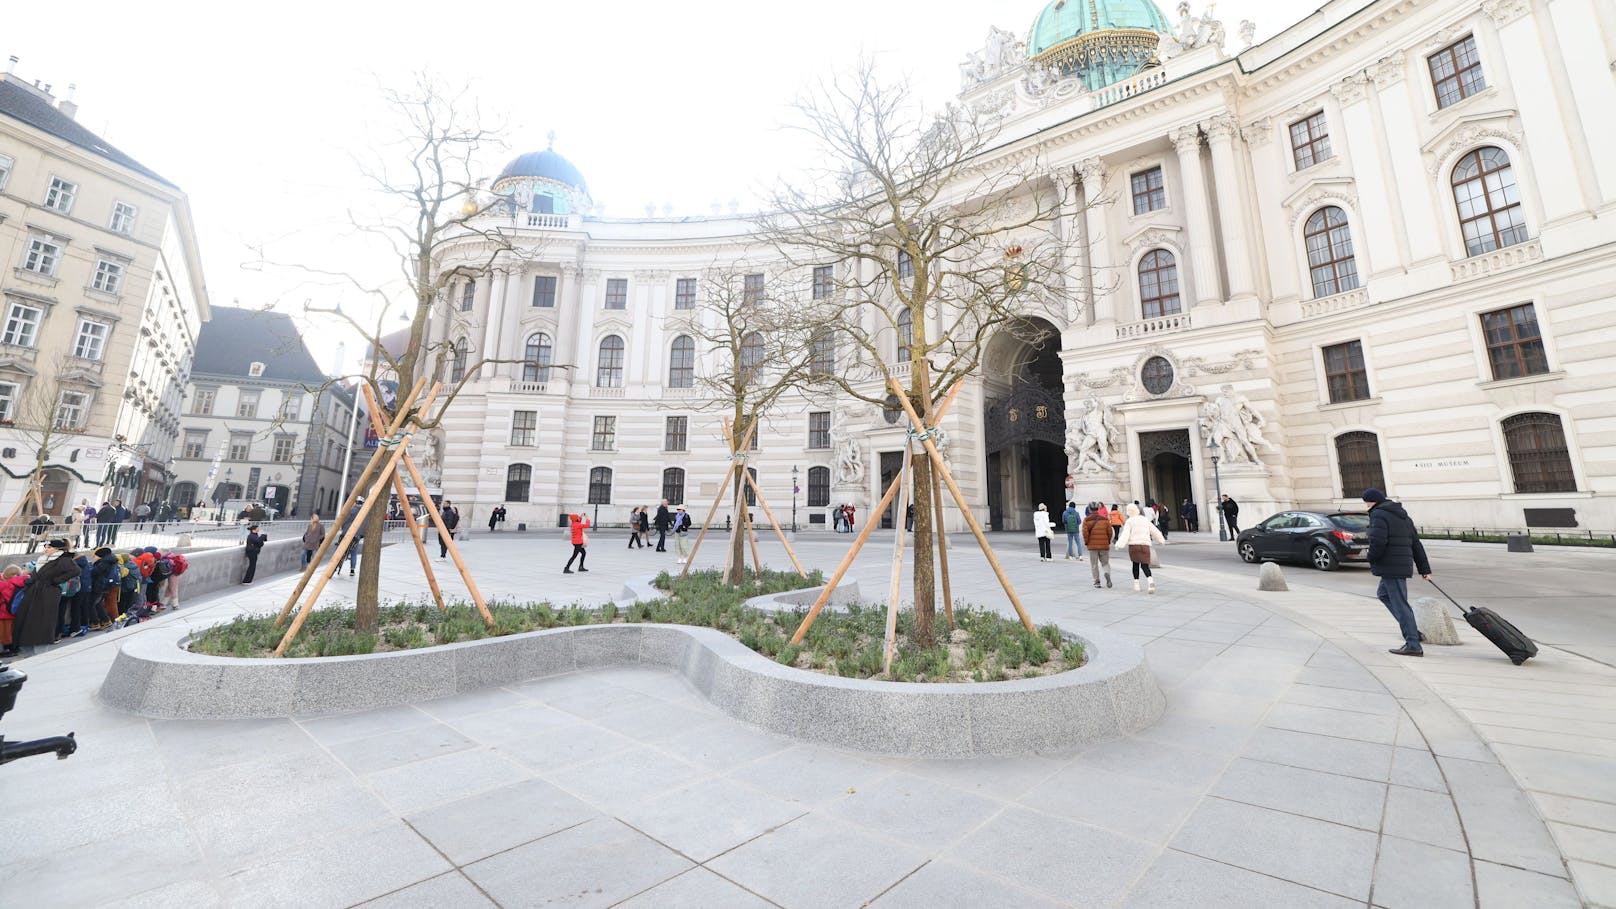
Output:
1169,125,1222,307
1204,114,1256,301
1078,158,1110,325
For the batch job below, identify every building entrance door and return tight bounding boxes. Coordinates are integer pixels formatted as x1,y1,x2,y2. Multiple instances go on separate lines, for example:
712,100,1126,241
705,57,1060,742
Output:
1139,430,1193,520
879,451,904,529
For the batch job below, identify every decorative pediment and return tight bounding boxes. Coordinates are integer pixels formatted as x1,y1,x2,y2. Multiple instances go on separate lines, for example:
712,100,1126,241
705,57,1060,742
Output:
58,368,103,388
1282,177,1359,229
0,357,38,376
1123,223,1183,256
1421,111,1523,175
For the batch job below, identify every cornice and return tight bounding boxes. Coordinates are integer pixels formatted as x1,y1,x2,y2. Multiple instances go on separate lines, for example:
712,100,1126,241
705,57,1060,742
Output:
1241,0,1423,97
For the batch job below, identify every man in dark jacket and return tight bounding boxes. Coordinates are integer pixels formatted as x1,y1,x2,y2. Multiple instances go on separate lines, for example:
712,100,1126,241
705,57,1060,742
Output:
110,500,129,545
1364,488,1432,657
1219,495,1240,536
95,502,117,546
243,524,267,584
437,501,459,559
653,500,673,552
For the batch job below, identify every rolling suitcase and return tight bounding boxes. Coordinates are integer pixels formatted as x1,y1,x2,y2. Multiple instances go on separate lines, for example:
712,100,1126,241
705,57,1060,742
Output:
1429,580,1537,665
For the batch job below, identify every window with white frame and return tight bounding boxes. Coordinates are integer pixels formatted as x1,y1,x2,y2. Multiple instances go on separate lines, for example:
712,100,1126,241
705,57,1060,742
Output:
44,177,77,213
808,411,831,449
278,393,302,421
182,430,207,459
812,265,834,300
0,381,17,421
591,416,616,451
109,202,138,235
523,333,553,382
510,410,537,446
674,278,697,310
55,390,89,429
597,335,625,387
460,279,476,312
191,387,216,415
1303,207,1360,297
665,415,688,451
237,389,261,418
2,302,43,347
73,318,110,360
92,259,124,294
23,236,62,276
228,431,252,460
271,435,296,463
604,278,628,309
0,154,12,191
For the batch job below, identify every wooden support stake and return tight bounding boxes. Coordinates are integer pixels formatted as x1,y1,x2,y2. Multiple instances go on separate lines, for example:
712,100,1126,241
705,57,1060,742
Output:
788,380,964,645
275,377,425,627
744,502,763,577
882,440,911,675
741,469,807,578
888,375,1035,633
678,416,759,578
275,382,439,655
366,403,447,613
930,461,955,628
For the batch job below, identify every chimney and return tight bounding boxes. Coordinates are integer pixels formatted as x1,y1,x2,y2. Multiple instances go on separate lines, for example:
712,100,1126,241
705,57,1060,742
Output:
58,83,77,120
5,56,16,75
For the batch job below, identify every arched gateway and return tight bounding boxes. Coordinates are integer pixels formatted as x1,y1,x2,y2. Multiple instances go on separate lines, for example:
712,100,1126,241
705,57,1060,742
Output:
982,318,1066,531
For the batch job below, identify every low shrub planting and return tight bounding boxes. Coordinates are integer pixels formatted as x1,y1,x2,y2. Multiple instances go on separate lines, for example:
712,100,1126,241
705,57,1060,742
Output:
188,569,1086,680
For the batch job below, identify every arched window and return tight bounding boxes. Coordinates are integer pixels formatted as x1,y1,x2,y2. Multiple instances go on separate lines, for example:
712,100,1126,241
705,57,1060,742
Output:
1502,412,1575,493
895,309,913,362
661,467,686,505
1304,207,1360,297
171,482,198,507
505,464,531,502
523,333,553,383
809,329,835,378
744,467,759,506
587,467,613,504
807,466,830,507
1138,249,1181,318
449,338,469,384
738,332,765,382
596,335,624,387
1335,432,1385,499
1452,147,1528,257
668,335,695,388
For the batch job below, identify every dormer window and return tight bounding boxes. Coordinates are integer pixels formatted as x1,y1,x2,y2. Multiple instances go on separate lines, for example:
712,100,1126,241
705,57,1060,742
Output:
248,361,266,377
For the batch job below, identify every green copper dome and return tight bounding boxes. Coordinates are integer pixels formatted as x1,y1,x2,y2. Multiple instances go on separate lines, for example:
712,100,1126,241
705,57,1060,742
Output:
1027,0,1172,90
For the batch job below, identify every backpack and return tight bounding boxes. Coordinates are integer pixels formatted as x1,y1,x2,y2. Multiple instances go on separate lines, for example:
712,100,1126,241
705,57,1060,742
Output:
1063,511,1080,533
165,552,189,576
154,558,174,578
121,565,139,592
60,575,82,597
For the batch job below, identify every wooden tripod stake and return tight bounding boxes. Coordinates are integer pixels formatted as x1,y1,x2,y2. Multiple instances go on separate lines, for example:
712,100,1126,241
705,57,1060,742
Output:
364,402,447,613
677,416,760,579
882,437,911,674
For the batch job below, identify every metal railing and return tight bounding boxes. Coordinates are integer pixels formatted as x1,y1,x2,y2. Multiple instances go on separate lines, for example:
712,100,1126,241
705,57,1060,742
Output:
0,517,418,557
1417,525,1616,548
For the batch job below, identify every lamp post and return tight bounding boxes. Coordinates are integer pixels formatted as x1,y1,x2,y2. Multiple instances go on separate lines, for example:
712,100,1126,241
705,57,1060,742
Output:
1206,438,1227,542
791,465,799,534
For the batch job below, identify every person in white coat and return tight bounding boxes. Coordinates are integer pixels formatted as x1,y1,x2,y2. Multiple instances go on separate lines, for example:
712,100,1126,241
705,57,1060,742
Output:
1114,502,1167,592
1032,503,1054,562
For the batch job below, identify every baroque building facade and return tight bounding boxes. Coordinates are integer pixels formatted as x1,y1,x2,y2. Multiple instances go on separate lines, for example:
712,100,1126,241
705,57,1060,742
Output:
0,62,209,516
427,0,1616,535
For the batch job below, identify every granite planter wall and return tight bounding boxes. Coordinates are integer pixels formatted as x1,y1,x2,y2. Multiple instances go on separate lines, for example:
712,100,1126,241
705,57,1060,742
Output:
99,582,1164,757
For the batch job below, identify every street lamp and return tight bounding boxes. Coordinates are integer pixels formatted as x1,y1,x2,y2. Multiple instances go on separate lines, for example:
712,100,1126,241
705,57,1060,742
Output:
791,465,799,534
1206,437,1227,542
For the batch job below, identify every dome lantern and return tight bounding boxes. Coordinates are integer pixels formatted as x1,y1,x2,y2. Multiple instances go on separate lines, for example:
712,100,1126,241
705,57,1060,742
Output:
1027,0,1172,91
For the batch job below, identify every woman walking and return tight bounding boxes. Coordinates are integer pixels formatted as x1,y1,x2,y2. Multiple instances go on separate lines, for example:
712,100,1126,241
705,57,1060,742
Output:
301,515,326,567
1032,503,1054,562
627,507,644,549
1114,503,1167,593
564,512,592,573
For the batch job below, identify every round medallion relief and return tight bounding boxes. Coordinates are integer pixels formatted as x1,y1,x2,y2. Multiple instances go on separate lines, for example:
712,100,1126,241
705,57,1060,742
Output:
1141,357,1175,395
882,394,903,425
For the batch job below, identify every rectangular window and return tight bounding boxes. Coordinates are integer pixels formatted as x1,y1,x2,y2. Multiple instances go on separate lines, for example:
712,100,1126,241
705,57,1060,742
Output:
55,391,89,429
182,430,207,459
271,436,296,463
896,252,914,281
1289,112,1333,170
675,278,697,310
460,279,476,312
511,410,537,446
531,275,557,307
191,387,216,415
237,389,261,418
0,154,12,191
0,381,17,421
23,237,61,275
665,415,688,451
44,176,77,213
92,259,124,294
1323,340,1371,403
2,302,42,347
73,319,109,360
591,415,616,451
743,273,765,304
278,393,301,421
605,278,628,309
1131,166,1166,214
812,265,834,300
1429,35,1486,109
809,330,835,378
109,202,138,235
1481,303,1549,380
808,411,831,449
228,432,252,461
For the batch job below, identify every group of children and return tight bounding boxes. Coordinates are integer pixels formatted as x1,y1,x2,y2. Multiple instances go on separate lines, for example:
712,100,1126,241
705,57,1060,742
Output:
1036,500,1169,593
0,539,189,656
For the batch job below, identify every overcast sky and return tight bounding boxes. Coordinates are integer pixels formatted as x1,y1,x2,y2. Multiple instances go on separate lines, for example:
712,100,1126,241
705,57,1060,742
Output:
7,0,1310,373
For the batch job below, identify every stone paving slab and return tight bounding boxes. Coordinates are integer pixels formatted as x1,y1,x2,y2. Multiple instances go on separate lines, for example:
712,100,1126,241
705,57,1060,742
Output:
2,532,1608,907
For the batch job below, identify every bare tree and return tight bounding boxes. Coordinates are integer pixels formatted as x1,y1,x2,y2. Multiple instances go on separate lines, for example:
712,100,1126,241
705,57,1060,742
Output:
673,265,820,584
1,358,99,529
755,60,1082,646
260,71,552,632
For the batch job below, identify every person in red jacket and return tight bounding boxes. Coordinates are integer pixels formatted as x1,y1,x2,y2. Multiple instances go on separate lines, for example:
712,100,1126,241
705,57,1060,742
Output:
564,513,592,573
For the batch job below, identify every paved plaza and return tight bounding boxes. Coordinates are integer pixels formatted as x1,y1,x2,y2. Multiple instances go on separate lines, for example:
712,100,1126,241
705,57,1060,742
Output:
3,528,1613,907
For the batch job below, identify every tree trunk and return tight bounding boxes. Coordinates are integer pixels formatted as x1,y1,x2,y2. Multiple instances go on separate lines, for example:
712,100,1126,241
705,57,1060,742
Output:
726,461,746,585
908,367,937,648
353,470,390,632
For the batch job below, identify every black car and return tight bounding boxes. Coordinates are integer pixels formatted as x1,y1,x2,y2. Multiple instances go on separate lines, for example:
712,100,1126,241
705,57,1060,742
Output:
1236,511,1370,571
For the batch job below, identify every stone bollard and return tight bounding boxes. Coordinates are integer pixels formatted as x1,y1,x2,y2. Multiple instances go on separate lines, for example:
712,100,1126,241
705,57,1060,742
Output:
1412,597,1462,645
1257,562,1288,591
176,533,194,549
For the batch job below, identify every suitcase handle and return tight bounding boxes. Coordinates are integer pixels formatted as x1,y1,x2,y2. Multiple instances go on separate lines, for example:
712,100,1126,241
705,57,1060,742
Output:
1425,579,1470,618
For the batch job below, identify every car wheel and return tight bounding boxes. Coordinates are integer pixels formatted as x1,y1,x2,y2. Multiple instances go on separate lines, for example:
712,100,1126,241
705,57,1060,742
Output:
1238,541,1259,563
1310,544,1339,571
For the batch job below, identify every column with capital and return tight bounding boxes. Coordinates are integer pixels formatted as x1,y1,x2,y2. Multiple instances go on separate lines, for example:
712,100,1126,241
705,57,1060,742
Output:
1203,115,1256,301
560,267,597,393
1053,167,1086,325
1077,158,1110,325
479,272,508,378
1170,125,1223,307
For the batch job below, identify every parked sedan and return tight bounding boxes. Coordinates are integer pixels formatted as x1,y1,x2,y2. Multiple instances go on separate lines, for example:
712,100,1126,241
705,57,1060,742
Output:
1236,510,1371,571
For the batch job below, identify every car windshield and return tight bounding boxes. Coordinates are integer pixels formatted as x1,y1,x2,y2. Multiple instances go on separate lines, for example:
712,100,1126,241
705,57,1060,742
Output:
1329,513,1370,531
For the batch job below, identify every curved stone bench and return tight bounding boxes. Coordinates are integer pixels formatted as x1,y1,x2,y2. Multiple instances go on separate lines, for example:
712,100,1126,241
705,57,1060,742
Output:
98,588,1163,758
